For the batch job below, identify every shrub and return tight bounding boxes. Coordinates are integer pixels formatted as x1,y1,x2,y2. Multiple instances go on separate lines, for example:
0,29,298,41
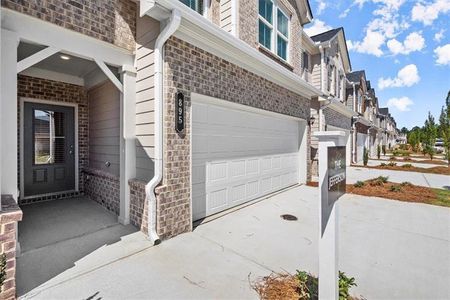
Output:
392,150,400,156
390,185,402,192
382,145,386,156
401,152,410,157
295,270,357,300
402,163,413,168
401,181,412,187
377,145,381,159
339,271,357,300
369,176,389,186
363,147,369,166
354,181,365,188
380,163,387,166
388,162,397,167
296,271,318,299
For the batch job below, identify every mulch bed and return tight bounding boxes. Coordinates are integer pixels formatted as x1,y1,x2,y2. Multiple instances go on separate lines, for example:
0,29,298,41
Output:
362,164,450,175
252,273,303,300
347,182,438,204
372,157,448,165
306,181,318,187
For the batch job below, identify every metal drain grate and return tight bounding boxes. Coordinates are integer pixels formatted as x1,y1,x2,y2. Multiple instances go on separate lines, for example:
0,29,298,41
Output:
280,214,298,221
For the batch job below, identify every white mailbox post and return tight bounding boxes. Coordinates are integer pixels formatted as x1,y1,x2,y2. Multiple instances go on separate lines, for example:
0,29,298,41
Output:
314,131,347,300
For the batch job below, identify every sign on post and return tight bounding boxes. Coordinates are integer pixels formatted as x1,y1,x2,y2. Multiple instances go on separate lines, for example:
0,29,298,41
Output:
313,131,347,300
175,92,185,134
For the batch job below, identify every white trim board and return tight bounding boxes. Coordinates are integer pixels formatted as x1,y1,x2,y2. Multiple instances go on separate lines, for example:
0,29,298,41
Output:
19,98,79,200
1,8,134,67
191,92,306,122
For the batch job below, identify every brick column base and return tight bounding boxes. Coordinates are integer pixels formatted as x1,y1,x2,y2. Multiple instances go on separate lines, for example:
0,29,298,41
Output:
0,196,23,300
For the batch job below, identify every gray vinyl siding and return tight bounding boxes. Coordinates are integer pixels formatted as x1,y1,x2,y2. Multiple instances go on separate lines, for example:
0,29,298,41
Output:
88,81,120,176
135,16,160,181
311,54,321,90
220,0,233,33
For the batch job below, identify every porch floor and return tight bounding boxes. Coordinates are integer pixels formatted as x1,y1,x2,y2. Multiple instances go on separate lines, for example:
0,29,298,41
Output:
17,197,150,296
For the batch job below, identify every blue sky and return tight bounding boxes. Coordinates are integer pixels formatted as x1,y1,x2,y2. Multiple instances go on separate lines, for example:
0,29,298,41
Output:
304,0,450,129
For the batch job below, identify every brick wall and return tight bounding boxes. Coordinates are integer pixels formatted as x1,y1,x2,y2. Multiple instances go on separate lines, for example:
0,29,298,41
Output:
1,0,137,51
155,36,310,239
0,196,23,300
323,107,352,131
84,168,120,215
238,0,303,75
129,179,148,234
17,75,88,204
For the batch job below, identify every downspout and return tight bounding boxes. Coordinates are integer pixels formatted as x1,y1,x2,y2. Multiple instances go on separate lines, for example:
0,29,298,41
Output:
352,83,357,163
319,45,325,131
146,9,182,245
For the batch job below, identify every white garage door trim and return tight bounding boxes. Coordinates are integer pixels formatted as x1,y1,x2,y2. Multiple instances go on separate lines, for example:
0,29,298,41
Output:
356,133,367,164
190,93,307,221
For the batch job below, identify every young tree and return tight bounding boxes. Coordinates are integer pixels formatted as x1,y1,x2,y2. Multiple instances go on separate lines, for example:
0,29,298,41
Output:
439,94,450,164
423,112,437,160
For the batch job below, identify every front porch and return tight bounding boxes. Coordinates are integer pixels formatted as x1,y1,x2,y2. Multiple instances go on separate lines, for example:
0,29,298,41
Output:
17,196,150,296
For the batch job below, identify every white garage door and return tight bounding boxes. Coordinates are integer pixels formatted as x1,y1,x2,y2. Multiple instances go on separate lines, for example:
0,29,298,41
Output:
192,100,304,221
357,133,367,164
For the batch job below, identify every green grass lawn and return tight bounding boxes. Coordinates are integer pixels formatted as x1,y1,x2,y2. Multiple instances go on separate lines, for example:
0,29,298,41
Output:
433,189,450,208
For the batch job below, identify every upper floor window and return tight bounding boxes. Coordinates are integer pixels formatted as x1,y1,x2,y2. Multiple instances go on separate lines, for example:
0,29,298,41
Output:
258,0,290,61
180,0,202,14
302,51,310,71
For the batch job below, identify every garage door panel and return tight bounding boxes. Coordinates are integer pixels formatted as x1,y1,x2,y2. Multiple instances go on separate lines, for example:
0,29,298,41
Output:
192,101,303,221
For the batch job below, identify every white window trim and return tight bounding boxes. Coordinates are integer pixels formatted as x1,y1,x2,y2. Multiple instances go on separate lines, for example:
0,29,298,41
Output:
258,0,290,62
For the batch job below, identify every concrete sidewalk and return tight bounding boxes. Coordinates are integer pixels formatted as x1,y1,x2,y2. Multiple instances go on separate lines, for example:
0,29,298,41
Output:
20,185,450,300
348,166,450,190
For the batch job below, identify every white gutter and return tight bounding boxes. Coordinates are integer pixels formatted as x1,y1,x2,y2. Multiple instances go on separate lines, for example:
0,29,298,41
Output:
145,8,182,245
142,0,321,98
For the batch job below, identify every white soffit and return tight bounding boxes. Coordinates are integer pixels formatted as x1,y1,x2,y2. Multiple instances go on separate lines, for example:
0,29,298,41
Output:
142,0,322,99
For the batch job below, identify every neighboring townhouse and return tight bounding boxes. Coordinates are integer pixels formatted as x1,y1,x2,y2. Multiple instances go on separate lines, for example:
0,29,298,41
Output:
346,70,372,164
379,108,398,149
302,27,356,177
1,1,322,296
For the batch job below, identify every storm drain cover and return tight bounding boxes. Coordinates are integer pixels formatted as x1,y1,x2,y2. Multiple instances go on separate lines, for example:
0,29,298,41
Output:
280,214,298,221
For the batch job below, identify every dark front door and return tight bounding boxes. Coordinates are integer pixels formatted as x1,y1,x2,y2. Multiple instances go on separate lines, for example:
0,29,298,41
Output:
23,102,76,197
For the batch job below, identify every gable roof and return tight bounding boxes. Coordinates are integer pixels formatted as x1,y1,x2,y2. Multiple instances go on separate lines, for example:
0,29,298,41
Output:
309,27,351,71
310,28,341,42
347,70,366,83
379,108,389,115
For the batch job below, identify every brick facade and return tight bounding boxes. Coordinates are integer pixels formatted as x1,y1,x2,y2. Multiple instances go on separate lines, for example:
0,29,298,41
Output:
129,179,148,234
1,0,137,51
17,75,88,204
323,107,352,130
238,0,303,75
84,168,120,215
0,196,22,300
154,36,311,239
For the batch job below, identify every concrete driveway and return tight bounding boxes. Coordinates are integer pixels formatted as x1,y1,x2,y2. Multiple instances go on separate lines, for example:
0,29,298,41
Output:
348,166,450,190
21,186,450,300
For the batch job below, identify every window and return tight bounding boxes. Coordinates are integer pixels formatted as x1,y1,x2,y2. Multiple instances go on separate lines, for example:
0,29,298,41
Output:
180,0,202,14
258,0,289,61
302,51,309,70
33,109,65,165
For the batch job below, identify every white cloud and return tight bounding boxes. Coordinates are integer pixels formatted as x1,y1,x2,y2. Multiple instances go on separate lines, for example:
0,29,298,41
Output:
316,0,327,15
387,97,414,111
378,64,420,89
387,32,425,55
339,8,350,18
411,0,450,26
347,31,386,56
304,19,332,36
434,29,445,42
434,44,450,65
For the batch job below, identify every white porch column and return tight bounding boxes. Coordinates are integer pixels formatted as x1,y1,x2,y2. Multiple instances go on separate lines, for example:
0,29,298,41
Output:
1,29,19,201
119,65,137,225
